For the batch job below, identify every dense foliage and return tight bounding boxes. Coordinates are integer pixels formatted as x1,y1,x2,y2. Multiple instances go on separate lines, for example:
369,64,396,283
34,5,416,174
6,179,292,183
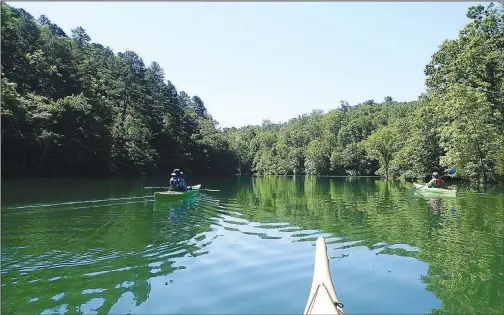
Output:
225,2,504,183
2,2,503,182
1,2,236,177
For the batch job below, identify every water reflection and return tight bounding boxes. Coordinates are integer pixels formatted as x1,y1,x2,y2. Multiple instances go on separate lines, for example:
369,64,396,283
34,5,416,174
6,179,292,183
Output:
1,177,503,314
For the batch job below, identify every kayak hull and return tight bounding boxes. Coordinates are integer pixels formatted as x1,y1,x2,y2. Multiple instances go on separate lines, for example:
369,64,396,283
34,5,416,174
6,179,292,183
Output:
304,237,344,315
413,183,457,197
154,184,201,201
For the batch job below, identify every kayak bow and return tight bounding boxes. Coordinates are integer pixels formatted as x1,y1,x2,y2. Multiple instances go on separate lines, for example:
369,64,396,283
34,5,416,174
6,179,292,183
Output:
304,237,344,315
413,183,457,197
154,184,201,201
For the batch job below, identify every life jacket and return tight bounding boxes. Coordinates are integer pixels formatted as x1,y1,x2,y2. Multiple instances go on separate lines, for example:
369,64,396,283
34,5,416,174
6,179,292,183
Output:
170,177,184,191
432,178,441,187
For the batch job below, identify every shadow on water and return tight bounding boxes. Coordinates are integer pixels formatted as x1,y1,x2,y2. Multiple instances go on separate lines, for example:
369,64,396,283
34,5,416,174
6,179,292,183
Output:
1,177,503,314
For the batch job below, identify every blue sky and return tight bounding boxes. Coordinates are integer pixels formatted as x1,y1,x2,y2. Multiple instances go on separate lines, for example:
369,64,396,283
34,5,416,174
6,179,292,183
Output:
12,2,480,128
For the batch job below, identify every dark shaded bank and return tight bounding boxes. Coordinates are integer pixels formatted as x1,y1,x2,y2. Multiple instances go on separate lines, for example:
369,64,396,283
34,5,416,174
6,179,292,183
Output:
2,2,503,182
1,2,237,178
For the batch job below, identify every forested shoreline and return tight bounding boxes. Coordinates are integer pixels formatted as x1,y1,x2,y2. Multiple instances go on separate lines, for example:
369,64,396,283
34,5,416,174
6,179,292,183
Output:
2,2,503,182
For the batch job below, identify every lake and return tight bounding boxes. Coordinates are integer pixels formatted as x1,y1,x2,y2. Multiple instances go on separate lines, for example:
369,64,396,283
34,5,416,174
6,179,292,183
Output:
2,176,503,314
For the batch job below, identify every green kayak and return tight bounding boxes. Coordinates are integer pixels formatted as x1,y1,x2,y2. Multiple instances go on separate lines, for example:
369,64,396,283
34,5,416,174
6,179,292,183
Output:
413,183,457,197
154,184,201,202
304,237,344,315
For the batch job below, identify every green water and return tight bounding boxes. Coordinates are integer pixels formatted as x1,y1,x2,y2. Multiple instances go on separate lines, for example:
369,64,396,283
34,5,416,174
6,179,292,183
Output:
2,177,503,314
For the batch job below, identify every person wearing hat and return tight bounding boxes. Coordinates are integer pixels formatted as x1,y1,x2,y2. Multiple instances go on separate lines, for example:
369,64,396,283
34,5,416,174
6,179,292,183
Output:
169,169,189,192
426,172,444,188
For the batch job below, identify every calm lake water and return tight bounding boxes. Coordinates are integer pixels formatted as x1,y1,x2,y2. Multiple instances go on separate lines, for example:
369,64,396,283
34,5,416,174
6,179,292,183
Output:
2,177,504,314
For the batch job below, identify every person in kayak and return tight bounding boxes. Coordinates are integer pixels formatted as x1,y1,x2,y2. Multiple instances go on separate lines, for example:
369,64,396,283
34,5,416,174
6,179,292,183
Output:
426,172,444,188
169,169,189,192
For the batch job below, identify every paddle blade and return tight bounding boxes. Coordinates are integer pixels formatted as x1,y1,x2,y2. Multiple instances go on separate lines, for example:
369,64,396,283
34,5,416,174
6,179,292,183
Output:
447,167,457,175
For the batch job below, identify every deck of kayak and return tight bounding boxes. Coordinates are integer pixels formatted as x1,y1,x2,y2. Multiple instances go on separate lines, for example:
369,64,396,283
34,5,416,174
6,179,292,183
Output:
304,237,344,315
154,184,202,201
413,183,457,197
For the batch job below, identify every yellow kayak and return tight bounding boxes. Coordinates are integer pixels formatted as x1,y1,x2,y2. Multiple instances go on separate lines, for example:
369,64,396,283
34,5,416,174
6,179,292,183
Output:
304,237,344,315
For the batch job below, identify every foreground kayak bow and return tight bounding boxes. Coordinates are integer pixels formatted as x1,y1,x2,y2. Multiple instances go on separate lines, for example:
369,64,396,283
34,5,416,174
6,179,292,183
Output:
304,237,344,315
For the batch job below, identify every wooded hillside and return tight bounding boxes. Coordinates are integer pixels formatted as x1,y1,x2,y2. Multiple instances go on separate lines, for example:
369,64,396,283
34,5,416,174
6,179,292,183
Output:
2,2,503,182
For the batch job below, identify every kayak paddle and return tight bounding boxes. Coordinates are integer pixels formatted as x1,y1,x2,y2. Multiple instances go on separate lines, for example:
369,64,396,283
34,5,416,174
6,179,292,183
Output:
144,186,221,192
441,167,457,178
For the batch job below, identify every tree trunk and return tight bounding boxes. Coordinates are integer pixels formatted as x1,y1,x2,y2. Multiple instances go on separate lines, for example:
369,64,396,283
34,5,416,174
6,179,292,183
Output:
475,139,487,182
120,93,128,129
37,143,49,173
120,78,129,130
37,143,49,174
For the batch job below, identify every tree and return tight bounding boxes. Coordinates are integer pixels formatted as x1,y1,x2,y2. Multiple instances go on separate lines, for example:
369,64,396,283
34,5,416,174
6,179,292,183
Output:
423,2,504,182
37,15,67,37
178,91,191,109
305,139,329,175
117,50,146,128
1,2,41,91
340,100,350,112
425,3,504,122
361,125,399,179
191,96,208,119
495,145,504,181
431,84,503,182
71,26,91,48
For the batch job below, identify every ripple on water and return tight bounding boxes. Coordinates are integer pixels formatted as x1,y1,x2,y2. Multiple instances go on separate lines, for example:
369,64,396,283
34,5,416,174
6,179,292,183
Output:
82,288,107,294
2,178,503,315
78,297,106,315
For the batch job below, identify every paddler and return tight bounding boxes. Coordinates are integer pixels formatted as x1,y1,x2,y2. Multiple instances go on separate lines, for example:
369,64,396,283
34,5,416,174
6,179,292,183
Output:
426,172,444,188
169,169,189,192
